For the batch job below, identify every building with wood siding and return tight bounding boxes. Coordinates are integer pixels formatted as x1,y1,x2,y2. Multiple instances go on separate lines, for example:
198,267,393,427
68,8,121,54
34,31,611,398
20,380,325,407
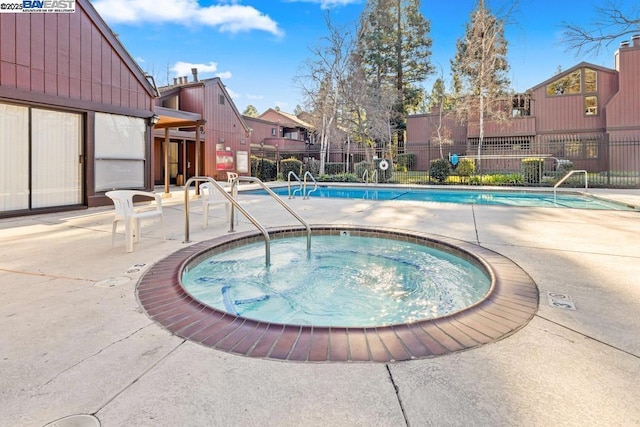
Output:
154,73,251,185
406,37,640,172
0,0,158,217
243,109,316,158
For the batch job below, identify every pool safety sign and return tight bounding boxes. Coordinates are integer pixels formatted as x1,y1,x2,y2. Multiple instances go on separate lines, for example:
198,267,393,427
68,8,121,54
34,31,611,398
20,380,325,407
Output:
547,291,576,310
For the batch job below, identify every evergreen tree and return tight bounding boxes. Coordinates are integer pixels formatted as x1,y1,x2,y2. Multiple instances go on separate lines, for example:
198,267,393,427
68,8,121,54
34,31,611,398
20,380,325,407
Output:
357,0,433,150
242,105,259,117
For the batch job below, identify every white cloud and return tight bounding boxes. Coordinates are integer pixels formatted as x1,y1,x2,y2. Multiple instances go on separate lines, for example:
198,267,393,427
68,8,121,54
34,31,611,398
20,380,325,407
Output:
216,71,233,80
170,61,232,80
93,0,283,36
284,0,361,9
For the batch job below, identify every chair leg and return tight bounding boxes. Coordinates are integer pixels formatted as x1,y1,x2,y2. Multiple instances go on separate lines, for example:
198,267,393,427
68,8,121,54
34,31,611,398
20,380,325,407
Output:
203,204,209,228
133,219,140,243
111,220,118,247
125,218,134,253
160,215,166,241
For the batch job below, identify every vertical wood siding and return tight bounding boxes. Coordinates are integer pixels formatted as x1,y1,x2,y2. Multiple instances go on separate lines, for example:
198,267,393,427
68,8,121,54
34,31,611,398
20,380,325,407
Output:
0,5,150,111
606,46,640,129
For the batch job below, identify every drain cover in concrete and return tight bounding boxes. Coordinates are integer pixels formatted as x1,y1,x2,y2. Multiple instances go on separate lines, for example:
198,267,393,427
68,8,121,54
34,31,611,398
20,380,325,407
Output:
125,263,148,274
44,414,100,427
547,291,576,310
94,276,131,288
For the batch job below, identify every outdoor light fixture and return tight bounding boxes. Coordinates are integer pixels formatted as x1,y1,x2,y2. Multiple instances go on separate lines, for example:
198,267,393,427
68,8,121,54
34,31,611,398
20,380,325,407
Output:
149,114,160,126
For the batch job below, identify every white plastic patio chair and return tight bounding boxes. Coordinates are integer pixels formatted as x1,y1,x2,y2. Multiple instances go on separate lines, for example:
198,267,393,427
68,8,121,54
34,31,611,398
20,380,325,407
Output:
199,182,230,228
226,171,238,185
105,190,165,253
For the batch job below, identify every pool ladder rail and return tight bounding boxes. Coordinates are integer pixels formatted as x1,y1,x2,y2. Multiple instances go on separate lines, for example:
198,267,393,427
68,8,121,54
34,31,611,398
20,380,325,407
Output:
553,170,588,206
183,176,311,267
287,171,318,199
362,169,378,184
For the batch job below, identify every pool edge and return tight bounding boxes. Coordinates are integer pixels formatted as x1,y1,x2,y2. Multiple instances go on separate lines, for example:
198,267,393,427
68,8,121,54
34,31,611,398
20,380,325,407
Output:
136,225,539,363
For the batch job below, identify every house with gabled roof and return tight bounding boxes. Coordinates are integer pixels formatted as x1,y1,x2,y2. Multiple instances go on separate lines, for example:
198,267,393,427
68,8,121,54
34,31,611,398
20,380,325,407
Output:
243,108,317,160
154,72,252,185
0,0,158,217
406,36,640,174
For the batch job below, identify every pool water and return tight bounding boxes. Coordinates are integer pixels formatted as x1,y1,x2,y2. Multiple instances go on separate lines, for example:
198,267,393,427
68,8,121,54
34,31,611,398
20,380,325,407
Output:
181,235,491,327
247,186,632,210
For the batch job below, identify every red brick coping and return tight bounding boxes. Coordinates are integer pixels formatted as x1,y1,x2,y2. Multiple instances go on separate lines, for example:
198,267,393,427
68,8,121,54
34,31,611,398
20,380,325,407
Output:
136,226,538,362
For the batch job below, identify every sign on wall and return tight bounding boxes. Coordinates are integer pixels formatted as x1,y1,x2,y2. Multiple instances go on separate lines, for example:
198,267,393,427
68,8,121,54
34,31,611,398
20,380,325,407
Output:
237,151,249,173
216,150,234,171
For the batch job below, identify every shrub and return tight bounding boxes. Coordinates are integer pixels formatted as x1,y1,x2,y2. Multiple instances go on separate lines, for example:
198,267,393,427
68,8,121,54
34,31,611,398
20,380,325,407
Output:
316,173,359,182
325,162,345,175
556,159,574,175
304,158,320,176
251,156,277,182
429,158,451,183
456,158,475,180
280,157,303,179
521,158,544,184
354,161,373,181
396,153,416,171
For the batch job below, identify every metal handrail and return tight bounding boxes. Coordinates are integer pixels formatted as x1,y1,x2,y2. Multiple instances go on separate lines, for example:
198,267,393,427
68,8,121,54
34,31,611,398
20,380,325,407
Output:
183,176,272,266
287,171,303,199
232,176,312,258
553,169,588,205
303,171,318,199
362,169,368,183
370,169,378,184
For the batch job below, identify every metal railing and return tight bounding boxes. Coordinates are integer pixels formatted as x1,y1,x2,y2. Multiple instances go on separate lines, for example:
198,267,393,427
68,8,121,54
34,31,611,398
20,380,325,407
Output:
287,171,303,199
554,170,588,205
303,171,318,199
362,169,378,184
184,177,271,266
184,176,310,267
231,176,312,264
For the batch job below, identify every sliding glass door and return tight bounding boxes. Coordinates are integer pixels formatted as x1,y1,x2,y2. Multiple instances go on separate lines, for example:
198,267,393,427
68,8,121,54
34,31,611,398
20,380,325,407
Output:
0,103,83,213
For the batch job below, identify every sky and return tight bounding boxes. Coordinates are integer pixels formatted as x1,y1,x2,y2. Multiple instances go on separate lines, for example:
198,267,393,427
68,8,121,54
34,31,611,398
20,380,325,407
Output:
91,0,635,115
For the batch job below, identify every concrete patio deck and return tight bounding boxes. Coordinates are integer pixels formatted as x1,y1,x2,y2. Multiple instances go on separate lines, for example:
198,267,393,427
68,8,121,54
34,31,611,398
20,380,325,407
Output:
1,186,639,426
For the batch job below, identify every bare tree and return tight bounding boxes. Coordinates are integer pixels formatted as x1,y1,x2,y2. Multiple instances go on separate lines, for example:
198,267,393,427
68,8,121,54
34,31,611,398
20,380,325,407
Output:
562,1,640,56
450,0,512,169
296,13,353,175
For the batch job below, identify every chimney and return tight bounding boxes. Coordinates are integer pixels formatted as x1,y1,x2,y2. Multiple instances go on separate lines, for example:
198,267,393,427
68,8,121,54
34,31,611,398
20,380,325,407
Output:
173,77,178,86
633,34,640,47
620,41,630,48
183,76,188,84
191,68,199,82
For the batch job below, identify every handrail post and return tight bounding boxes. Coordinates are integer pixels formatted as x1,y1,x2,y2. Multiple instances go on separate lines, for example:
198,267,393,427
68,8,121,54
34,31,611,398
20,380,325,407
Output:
184,176,272,266
553,170,589,205
184,175,311,266
303,171,318,199
238,176,312,259
288,171,303,199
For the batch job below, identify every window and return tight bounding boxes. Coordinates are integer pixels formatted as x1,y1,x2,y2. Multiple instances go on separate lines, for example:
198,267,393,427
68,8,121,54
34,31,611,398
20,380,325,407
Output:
218,94,225,105
271,128,277,136
94,113,146,191
585,96,598,115
551,136,599,159
546,70,581,96
512,94,531,117
584,68,597,93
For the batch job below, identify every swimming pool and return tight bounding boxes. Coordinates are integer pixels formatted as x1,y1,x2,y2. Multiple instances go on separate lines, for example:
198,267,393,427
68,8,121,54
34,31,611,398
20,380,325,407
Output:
246,185,632,210
182,234,491,327
137,225,539,362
